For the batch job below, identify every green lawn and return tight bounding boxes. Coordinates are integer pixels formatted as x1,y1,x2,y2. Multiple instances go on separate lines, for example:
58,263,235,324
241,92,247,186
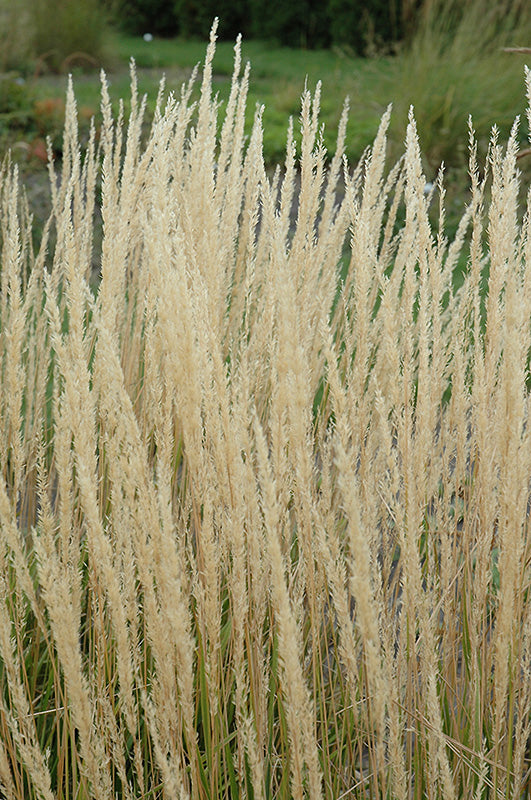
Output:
30,31,392,166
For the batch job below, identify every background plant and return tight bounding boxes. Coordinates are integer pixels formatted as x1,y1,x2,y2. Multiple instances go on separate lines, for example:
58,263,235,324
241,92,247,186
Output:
0,0,33,72
29,0,110,74
386,0,531,170
105,0,426,51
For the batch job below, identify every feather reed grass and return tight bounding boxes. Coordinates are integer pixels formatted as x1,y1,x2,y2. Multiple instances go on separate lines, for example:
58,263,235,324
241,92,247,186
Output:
0,21,531,800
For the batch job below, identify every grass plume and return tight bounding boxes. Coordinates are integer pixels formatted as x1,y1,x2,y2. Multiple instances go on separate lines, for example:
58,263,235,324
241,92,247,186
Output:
0,24,530,800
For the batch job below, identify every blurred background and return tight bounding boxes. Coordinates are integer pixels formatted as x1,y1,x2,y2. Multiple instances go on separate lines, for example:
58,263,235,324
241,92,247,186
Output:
1,0,531,244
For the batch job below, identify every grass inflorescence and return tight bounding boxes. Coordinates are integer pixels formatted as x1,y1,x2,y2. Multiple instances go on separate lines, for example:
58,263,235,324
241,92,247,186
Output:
0,22,531,800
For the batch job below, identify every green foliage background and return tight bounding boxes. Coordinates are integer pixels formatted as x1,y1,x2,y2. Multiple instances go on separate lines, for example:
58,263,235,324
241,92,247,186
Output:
107,0,416,51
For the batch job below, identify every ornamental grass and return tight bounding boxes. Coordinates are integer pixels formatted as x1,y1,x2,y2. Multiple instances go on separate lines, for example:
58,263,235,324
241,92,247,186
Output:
0,23,530,800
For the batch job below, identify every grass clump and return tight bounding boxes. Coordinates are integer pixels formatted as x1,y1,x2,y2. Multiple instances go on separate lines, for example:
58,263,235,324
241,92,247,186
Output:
0,0,33,72
1,22,531,800
387,0,531,171
31,0,110,73
0,0,111,77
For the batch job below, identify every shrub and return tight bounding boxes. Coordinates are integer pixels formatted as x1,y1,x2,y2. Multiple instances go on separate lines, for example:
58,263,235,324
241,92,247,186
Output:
104,0,449,49
105,0,180,36
106,0,248,40
174,0,250,41
0,76,34,134
0,26,530,800
328,0,400,54
248,0,330,48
